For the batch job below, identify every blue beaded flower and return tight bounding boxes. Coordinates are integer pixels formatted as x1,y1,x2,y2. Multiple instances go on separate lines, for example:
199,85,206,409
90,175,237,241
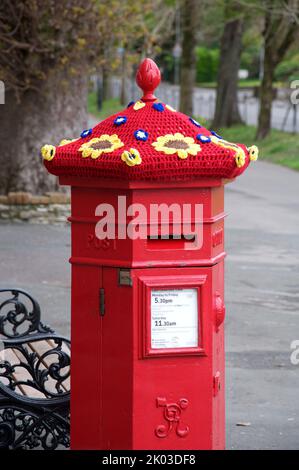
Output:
134,129,149,141
152,102,165,112
127,101,135,108
196,134,211,143
114,116,127,126
80,128,92,138
210,130,222,139
189,117,202,128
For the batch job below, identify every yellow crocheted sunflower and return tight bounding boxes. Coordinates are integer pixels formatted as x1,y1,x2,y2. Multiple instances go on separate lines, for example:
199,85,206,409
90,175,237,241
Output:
41,145,56,161
121,148,142,167
211,136,246,168
152,133,201,160
79,134,123,159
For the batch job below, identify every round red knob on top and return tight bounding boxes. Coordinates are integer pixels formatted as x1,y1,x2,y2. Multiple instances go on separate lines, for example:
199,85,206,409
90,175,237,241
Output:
136,58,161,102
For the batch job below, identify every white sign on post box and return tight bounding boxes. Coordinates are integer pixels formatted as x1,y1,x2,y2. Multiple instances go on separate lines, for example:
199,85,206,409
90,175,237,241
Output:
151,289,198,349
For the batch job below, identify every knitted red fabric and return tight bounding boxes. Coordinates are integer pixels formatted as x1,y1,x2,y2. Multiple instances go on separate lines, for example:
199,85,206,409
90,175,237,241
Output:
43,60,257,182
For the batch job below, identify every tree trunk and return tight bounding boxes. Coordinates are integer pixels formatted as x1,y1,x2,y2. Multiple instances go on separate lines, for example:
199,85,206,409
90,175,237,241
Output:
0,72,88,195
256,0,299,140
179,0,198,115
256,48,275,140
212,17,244,128
102,66,113,101
120,51,129,106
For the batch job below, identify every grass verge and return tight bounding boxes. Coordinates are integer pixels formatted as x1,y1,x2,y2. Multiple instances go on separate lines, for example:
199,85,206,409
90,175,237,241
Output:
88,92,123,120
219,125,299,171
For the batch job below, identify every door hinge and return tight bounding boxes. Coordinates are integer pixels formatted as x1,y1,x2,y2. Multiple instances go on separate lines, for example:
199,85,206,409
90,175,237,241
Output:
99,288,105,316
213,371,221,397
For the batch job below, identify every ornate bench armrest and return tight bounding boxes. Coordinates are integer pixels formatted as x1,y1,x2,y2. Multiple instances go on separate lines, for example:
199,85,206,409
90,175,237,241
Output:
0,289,54,339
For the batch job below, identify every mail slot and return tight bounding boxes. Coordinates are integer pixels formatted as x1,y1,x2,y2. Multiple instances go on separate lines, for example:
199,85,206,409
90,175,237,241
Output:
146,234,197,250
42,58,258,450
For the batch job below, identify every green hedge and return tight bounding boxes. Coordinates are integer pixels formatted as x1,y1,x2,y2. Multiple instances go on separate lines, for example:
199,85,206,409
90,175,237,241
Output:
196,47,219,84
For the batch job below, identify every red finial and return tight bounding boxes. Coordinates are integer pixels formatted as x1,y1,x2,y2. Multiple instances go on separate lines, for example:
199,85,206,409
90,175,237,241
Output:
136,58,161,102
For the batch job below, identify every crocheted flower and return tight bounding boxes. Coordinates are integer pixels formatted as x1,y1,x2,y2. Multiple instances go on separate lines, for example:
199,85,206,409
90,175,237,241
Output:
196,134,211,144
211,136,246,168
189,117,202,128
152,133,201,160
248,145,259,161
121,148,142,167
81,129,92,138
152,102,164,112
134,129,148,141
79,135,124,159
114,116,127,126
166,104,176,112
41,145,56,161
233,149,245,168
133,101,146,111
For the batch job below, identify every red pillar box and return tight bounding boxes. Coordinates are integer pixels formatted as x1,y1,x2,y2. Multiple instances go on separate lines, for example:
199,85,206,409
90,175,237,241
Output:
42,59,258,450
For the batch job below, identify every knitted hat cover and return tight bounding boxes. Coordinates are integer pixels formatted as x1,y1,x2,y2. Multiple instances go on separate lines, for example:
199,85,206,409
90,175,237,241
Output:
42,58,258,182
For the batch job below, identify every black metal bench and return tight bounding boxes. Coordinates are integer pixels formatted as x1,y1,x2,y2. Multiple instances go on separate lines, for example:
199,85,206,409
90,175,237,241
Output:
0,289,70,450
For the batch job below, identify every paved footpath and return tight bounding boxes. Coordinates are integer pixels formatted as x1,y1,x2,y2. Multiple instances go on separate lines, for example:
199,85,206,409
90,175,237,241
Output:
0,160,298,449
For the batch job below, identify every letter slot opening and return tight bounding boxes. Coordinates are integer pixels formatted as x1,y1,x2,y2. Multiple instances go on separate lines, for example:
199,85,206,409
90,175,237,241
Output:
146,234,197,250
